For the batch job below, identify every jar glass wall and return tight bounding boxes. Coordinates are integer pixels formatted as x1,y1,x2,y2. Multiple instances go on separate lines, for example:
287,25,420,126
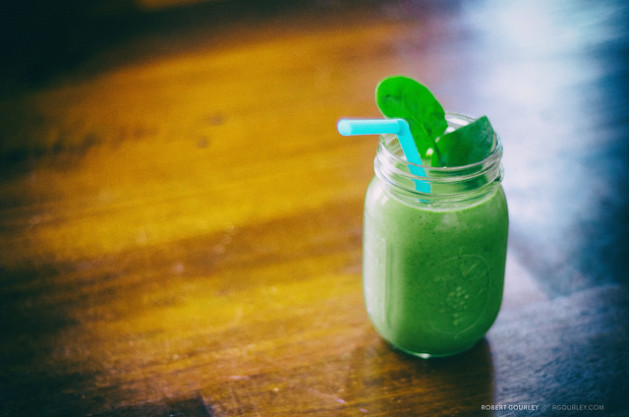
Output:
362,113,509,358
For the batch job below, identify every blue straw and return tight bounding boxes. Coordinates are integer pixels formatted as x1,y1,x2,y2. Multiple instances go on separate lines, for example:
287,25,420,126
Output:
337,118,430,193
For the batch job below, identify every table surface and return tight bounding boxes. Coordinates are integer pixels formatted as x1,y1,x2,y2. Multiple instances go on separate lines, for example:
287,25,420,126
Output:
1,1,628,416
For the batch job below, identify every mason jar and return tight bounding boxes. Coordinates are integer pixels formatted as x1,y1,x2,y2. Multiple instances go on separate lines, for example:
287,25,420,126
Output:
362,113,509,358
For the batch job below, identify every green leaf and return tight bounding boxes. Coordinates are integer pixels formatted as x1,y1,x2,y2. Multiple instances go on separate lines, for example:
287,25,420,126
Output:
375,76,447,160
434,115,495,167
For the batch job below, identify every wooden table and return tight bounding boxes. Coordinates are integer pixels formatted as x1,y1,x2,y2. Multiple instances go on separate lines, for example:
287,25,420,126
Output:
1,1,628,415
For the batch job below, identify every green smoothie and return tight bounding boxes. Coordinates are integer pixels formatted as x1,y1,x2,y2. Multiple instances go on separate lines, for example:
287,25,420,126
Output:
363,174,508,357
339,76,509,357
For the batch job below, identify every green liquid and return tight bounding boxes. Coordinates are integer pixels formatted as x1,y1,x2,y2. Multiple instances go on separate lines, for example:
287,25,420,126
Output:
363,178,509,357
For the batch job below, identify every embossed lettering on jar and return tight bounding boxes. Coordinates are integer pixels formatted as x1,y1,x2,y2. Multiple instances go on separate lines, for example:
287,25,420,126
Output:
362,113,509,358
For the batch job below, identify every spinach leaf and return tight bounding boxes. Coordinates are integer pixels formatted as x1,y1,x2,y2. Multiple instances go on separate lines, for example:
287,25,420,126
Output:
375,76,447,161
434,115,495,167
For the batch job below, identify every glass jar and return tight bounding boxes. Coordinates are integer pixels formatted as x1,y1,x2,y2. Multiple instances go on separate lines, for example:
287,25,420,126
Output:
362,113,509,358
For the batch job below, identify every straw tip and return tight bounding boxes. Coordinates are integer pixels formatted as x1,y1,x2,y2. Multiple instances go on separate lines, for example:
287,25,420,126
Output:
337,119,353,136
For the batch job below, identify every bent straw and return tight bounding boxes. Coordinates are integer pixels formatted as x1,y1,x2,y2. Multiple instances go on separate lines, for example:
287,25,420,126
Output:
337,118,430,193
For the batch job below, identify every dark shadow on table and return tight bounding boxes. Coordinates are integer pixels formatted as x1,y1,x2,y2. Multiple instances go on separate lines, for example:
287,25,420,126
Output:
347,332,494,416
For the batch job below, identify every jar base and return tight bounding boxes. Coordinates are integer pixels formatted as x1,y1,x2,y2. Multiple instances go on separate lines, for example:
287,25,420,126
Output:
388,340,479,359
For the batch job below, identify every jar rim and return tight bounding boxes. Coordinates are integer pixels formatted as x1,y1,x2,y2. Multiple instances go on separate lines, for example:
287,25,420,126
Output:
378,112,503,175
374,112,504,200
